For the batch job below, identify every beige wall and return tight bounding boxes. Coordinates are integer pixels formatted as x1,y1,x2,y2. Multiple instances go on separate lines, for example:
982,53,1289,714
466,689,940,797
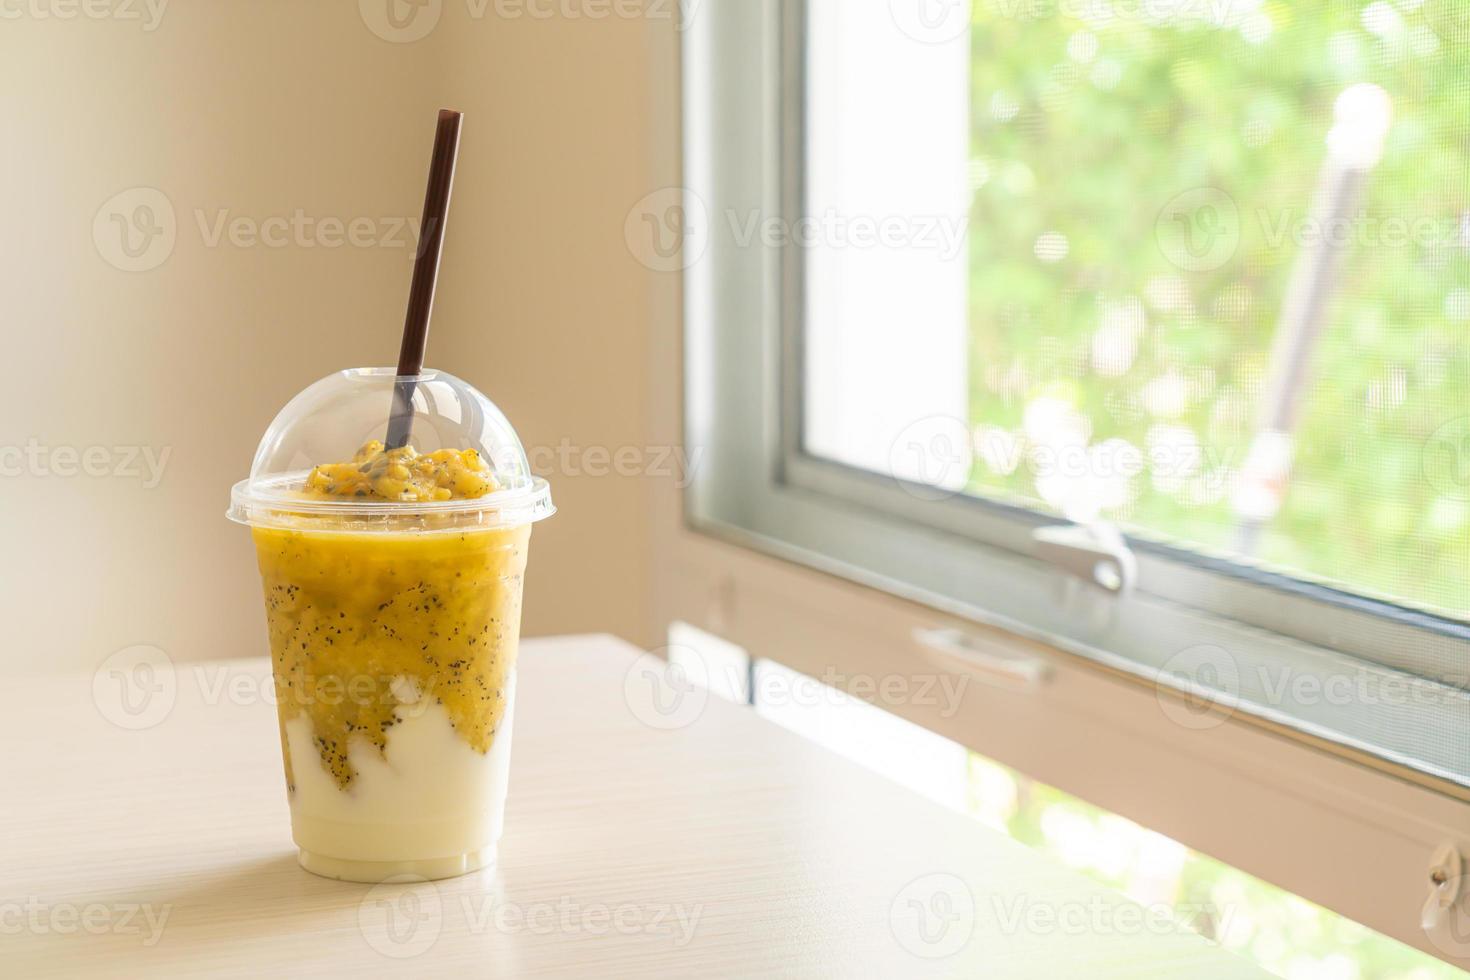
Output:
2,2,663,672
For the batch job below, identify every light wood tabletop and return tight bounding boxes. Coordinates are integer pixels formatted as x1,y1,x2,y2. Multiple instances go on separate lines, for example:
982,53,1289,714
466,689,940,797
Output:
2,634,1268,978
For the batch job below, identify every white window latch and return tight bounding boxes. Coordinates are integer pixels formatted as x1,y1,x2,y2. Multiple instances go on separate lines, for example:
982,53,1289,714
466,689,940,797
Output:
1422,842,1465,936
1032,523,1137,595
913,626,1051,691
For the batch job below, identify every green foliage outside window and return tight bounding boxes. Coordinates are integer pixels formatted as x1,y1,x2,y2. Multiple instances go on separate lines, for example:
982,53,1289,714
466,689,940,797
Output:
965,0,1470,617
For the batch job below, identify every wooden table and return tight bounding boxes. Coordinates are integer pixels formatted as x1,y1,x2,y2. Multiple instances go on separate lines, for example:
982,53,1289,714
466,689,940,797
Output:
3,635,1267,977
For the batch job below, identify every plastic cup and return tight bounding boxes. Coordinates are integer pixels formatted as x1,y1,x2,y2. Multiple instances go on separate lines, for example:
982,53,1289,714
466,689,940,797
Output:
228,368,554,882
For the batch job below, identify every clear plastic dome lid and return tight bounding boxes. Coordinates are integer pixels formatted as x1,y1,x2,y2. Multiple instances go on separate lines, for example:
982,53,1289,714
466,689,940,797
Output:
227,368,554,532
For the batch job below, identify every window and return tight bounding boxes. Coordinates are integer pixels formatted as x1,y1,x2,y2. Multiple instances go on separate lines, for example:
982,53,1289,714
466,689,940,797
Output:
673,0,1470,966
802,0,1470,622
684,0,1470,791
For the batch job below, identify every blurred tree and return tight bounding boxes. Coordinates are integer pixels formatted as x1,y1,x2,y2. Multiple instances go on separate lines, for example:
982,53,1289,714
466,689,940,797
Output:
965,0,1470,617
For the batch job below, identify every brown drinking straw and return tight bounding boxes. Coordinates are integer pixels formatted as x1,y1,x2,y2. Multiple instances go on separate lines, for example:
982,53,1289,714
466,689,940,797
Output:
387,108,464,449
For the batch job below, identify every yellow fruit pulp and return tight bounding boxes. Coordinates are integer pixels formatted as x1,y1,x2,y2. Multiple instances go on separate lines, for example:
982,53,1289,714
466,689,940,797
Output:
252,522,530,792
304,441,498,502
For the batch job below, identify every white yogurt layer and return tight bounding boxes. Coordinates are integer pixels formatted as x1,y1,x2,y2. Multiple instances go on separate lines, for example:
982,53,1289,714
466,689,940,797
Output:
283,671,516,865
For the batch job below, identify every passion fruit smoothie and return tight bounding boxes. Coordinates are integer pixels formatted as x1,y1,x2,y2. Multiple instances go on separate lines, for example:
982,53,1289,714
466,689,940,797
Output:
253,441,530,882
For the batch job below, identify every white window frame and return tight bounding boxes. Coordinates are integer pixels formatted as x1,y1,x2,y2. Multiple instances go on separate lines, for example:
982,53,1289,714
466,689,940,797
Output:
647,0,1470,967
